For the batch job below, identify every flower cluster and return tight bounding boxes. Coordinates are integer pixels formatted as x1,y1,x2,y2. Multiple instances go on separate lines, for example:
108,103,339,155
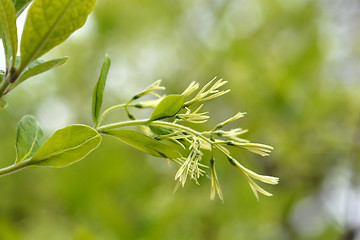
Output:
175,105,209,124
183,77,231,107
98,78,279,201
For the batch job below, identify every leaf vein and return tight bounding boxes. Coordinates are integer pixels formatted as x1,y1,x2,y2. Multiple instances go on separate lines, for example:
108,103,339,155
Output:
20,122,40,162
34,134,100,161
21,0,74,67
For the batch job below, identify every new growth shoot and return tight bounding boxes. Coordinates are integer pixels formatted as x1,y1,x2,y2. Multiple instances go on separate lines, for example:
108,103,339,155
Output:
96,76,279,201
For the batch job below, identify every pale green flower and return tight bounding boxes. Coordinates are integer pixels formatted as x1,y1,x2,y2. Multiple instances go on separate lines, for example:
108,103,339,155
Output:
135,97,164,108
132,79,165,100
217,112,246,129
181,81,199,97
227,156,279,200
110,78,280,201
184,77,230,107
210,158,223,202
176,105,209,123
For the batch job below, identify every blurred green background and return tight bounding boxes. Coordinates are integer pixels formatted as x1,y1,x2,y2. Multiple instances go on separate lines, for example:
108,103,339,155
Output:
1,0,360,239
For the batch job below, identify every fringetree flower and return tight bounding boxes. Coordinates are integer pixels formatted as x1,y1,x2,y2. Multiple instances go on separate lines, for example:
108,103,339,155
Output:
94,77,279,201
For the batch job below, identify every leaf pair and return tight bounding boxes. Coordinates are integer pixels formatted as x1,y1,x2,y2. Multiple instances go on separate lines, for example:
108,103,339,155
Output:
15,115,101,167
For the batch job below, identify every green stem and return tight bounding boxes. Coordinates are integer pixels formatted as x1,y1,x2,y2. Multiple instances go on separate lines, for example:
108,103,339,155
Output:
96,119,149,132
96,103,137,127
97,119,237,179
0,69,22,97
0,161,33,177
0,120,230,177
149,121,212,144
0,74,10,98
96,119,213,146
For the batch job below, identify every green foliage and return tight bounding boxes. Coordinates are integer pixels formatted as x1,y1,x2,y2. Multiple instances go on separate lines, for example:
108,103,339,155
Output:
93,78,277,201
0,0,278,204
12,0,32,17
149,125,173,135
15,115,45,163
0,0,17,69
103,129,182,158
10,57,68,90
1,0,359,239
0,0,102,174
19,0,97,69
92,54,111,126
29,124,101,167
0,0,97,101
150,94,184,121
0,62,277,202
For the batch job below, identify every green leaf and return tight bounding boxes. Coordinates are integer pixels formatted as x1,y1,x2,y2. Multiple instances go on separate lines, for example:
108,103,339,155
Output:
103,129,182,158
0,0,18,67
29,124,101,167
92,54,111,125
0,98,7,109
20,0,97,68
149,126,173,135
0,27,11,66
15,115,45,163
150,94,184,121
12,0,33,17
9,57,68,90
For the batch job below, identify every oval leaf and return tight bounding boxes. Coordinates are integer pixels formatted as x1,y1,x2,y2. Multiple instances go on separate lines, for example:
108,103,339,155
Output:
149,125,173,136
92,54,111,125
0,0,18,65
150,94,184,121
9,57,68,90
15,115,45,163
103,129,182,158
29,124,101,167
20,0,96,68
